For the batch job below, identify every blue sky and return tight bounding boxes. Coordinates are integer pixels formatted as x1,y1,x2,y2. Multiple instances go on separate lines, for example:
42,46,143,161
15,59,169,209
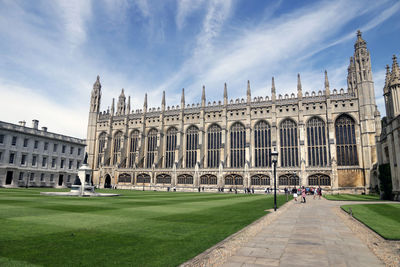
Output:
0,0,399,138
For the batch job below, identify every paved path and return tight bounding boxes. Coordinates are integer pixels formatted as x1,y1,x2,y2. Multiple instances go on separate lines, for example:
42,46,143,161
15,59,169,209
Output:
221,196,384,267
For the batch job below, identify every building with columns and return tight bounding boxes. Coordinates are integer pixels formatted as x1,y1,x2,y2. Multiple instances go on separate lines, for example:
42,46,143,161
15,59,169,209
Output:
377,54,400,200
87,31,381,193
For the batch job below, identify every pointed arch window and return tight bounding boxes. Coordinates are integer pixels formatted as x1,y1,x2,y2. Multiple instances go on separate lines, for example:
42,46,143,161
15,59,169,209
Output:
224,174,243,185
186,126,198,168
307,117,327,166
254,121,271,167
280,119,298,167
118,173,131,183
165,127,177,168
112,132,123,165
156,174,171,184
200,174,217,185
129,130,139,168
230,122,246,168
207,124,221,168
146,129,158,168
137,173,151,183
177,174,193,184
335,115,358,166
308,174,330,186
251,174,270,185
97,132,107,168
278,174,299,186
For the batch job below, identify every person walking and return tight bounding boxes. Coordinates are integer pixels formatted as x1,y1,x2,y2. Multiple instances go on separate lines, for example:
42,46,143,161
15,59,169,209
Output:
318,186,322,199
292,187,298,202
301,186,306,203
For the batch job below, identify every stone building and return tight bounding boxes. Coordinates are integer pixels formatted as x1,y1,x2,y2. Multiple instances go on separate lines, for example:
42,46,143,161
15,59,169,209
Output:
87,31,381,193
377,54,400,200
0,120,85,187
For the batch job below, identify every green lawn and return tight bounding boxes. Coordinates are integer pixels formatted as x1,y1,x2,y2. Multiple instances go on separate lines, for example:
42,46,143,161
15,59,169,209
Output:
0,188,289,267
341,204,400,240
324,194,380,201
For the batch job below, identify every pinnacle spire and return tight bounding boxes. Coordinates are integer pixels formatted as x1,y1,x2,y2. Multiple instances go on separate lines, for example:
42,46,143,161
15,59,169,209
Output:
324,70,330,95
354,30,366,50
384,65,391,87
247,80,251,103
162,90,165,107
224,83,228,106
324,70,329,89
201,86,206,107
143,93,148,110
90,75,101,113
111,98,115,115
127,96,131,115
390,54,400,86
271,77,276,102
297,73,302,98
181,88,185,107
93,75,101,89
271,77,276,93
297,73,302,90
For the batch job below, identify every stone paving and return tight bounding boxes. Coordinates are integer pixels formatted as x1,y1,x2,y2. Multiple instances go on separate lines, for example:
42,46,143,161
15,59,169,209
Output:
221,196,384,267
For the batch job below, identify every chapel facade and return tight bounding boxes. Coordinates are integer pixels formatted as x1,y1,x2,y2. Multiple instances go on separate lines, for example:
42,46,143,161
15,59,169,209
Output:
86,31,381,193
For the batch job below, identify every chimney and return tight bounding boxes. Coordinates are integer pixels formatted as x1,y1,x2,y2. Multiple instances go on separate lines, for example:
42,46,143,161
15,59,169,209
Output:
41,127,47,132
32,119,39,130
19,120,26,127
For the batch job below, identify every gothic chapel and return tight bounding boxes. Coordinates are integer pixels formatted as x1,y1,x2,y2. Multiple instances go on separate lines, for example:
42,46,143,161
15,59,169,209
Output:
86,31,381,192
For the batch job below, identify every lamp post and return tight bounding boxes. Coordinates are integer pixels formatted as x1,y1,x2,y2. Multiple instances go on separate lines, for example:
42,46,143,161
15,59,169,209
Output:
271,151,278,211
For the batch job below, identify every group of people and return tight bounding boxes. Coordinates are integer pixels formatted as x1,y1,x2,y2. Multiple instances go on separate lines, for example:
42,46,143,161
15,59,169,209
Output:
167,186,177,192
292,186,323,203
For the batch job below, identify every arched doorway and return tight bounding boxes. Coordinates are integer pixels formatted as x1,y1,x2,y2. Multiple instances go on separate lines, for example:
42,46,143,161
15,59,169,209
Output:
104,174,111,188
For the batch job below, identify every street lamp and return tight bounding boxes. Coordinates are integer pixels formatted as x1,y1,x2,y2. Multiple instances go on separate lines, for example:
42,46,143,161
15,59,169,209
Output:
271,150,278,211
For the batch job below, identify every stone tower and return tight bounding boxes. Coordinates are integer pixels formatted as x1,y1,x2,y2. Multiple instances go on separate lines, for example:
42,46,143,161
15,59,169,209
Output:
87,75,101,169
384,55,400,118
116,88,126,115
349,30,380,190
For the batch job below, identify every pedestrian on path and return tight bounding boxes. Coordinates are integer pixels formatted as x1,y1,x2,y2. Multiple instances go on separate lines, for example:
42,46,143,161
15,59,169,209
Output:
301,186,306,203
292,187,298,202
318,186,322,199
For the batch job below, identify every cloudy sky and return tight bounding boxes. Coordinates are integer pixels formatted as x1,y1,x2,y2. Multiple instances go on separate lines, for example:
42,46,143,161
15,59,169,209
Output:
0,0,399,139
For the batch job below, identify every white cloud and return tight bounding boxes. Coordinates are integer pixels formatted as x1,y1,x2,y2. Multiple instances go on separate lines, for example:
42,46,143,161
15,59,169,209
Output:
176,0,205,29
53,0,93,48
0,79,87,138
157,0,399,108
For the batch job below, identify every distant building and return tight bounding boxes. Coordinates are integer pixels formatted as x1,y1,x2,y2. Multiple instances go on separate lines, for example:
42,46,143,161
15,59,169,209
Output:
0,120,86,187
87,31,381,193
377,54,400,201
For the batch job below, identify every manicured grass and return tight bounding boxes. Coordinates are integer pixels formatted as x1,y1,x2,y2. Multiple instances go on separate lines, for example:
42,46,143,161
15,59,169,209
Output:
324,194,380,201
0,188,289,266
341,204,400,240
